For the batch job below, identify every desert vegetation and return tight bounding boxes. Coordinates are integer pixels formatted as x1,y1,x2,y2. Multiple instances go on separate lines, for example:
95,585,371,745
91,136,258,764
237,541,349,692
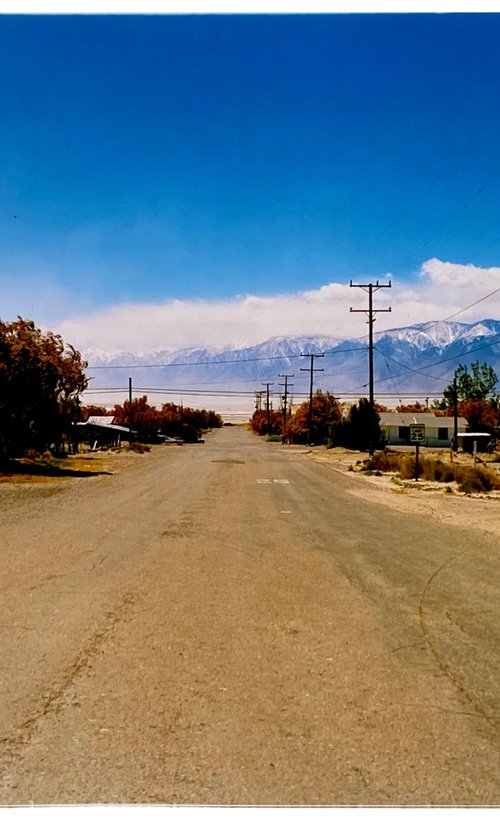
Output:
364,451,500,494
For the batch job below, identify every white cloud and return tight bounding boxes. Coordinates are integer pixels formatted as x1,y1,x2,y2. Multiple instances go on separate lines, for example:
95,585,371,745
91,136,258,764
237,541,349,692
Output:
41,257,500,356
421,258,500,291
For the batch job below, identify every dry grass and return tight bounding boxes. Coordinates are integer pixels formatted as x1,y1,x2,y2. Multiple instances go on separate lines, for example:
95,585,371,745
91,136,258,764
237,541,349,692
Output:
365,451,500,494
128,442,151,453
0,454,109,484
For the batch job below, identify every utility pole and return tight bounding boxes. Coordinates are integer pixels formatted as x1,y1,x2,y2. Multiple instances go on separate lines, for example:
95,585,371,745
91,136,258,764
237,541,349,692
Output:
453,377,458,451
128,376,133,438
254,390,265,411
278,373,294,445
350,280,392,410
300,354,324,445
262,382,273,435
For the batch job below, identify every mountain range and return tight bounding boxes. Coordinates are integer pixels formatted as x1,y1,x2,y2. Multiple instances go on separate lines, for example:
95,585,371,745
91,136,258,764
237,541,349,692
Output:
83,319,500,413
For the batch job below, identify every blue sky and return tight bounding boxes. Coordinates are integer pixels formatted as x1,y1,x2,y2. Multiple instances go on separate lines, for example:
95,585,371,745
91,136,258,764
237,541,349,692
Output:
2,13,500,351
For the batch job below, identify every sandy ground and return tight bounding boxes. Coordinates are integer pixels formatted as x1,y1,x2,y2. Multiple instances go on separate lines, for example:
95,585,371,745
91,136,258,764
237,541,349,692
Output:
293,444,500,541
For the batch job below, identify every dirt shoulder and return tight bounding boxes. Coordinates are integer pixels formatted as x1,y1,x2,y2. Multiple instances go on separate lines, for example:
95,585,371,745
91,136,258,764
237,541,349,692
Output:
293,444,500,541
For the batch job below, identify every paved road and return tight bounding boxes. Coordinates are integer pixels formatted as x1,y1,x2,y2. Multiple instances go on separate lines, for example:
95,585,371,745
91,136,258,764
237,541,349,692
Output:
0,426,499,804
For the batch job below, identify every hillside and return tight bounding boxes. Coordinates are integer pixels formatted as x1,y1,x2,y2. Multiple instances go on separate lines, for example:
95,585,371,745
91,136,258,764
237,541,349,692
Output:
82,319,500,410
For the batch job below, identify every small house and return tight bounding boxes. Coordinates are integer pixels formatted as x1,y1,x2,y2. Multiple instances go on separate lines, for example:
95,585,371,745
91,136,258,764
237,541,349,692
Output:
379,413,468,447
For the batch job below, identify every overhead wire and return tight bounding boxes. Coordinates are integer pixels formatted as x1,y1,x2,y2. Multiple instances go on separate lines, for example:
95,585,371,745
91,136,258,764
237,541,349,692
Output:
390,169,500,276
84,169,500,405
374,330,500,384
86,345,367,370
381,357,410,422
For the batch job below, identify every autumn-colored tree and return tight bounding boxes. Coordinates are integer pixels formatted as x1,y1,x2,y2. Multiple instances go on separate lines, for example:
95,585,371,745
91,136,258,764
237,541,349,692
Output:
286,391,341,444
0,317,88,459
250,408,282,436
395,402,429,413
112,396,163,442
456,400,499,434
79,404,109,421
176,405,223,440
112,397,223,443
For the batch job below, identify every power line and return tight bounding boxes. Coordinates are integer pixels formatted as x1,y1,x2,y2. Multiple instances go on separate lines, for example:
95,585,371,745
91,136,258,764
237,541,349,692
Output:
83,384,496,402
86,346,366,371
443,284,500,322
391,169,500,276
373,347,451,383
382,359,408,423
84,328,500,402
374,330,500,384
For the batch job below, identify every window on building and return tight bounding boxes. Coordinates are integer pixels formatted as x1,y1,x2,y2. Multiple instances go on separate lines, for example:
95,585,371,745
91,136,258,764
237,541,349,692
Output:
438,427,448,441
399,426,410,442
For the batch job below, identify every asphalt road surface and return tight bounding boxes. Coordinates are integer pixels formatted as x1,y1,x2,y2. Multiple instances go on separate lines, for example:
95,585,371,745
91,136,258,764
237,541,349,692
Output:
1,426,499,805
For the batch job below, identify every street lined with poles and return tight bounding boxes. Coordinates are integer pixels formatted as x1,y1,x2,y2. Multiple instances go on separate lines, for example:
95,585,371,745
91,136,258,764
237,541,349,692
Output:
1,426,500,804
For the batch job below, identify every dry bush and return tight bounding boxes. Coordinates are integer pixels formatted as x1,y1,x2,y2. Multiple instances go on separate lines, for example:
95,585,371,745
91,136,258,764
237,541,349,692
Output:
365,451,418,477
364,452,402,473
23,449,53,462
128,442,151,453
454,465,500,494
420,458,455,483
399,455,419,479
365,450,500,493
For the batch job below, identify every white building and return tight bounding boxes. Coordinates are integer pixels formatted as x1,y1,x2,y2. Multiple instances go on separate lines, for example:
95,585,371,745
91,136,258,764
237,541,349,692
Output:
379,412,468,447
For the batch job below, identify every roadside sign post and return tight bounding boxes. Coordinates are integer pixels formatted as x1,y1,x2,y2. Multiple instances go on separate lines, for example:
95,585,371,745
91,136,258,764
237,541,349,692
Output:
410,424,425,481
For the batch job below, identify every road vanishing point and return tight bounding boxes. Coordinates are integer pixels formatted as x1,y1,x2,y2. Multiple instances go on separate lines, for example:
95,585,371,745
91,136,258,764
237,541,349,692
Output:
1,426,499,805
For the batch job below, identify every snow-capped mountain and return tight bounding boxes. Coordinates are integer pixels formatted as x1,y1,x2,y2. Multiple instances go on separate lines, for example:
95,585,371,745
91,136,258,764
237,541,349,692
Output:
376,319,500,350
81,319,500,410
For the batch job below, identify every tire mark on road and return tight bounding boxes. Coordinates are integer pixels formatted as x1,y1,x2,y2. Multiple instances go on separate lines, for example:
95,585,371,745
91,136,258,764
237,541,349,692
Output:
419,553,500,734
0,591,137,783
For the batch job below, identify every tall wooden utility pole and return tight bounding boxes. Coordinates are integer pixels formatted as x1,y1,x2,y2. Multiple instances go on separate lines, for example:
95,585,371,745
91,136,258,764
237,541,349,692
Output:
349,280,392,410
453,377,458,451
300,354,324,445
128,376,133,437
278,373,294,444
